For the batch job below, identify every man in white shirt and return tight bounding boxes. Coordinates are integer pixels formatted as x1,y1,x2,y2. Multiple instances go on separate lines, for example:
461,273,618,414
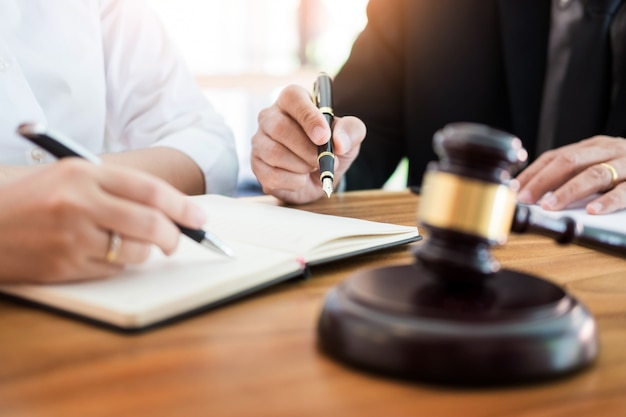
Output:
0,0,238,195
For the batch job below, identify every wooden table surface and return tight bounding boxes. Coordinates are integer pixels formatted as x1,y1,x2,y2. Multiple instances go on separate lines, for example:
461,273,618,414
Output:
1,189,626,417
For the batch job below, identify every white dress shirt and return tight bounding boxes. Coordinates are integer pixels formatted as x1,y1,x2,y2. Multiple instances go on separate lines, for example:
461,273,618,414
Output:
0,0,238,194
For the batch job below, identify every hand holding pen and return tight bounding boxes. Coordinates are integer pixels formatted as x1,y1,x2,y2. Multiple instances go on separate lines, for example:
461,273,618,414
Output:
18,123,234,259
249,77,366,205
0,157,215,283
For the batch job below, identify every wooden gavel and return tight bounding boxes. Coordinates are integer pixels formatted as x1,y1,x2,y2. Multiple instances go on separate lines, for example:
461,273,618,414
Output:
318,122,599,386
512,204,626,258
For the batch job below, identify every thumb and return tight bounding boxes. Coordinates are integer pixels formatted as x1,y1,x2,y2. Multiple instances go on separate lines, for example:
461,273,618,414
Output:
332,116,367,157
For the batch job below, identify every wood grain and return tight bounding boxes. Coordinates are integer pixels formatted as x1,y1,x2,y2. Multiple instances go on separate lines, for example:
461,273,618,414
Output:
1,190,626,417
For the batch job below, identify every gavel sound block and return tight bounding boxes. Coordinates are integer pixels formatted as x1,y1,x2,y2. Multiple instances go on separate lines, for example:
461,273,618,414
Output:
317,123,599,386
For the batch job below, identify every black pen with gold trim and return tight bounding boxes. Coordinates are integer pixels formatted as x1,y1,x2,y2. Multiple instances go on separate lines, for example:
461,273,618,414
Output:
313,73,336,198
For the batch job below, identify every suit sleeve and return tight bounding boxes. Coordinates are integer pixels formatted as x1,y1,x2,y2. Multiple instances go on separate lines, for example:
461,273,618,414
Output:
334,0,407,190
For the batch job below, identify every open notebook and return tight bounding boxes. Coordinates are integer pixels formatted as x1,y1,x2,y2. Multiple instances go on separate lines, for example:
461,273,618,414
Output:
0,195,421,330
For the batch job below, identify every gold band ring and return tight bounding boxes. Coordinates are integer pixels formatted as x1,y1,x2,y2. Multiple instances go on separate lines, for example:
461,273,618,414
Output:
105,231,122,263
600,162,619,191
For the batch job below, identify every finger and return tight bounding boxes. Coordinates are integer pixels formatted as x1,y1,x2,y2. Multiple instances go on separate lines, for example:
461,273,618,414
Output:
252,118,317,174
515,151,558,189
269,186,326,205
275,85,331,145
586,182,626,214
26,162,178,260
517,147,603,204
257,104,320,169
63,176,181,256
251,154,327,204
517,153,586,204
251,155,313,193
95,165,207,230
13,227,122,283
100,203,180,255
539,161,623,210
25,247,124,283
517,136,626,203
256,167,326,205
46,196,177,261
333,116,366,179
26,226,152,284
332,116,366,165
94,231,153,265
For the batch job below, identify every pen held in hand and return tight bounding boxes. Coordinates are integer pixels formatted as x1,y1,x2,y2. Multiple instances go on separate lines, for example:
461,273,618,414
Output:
17,122,234,257
314,73,336,198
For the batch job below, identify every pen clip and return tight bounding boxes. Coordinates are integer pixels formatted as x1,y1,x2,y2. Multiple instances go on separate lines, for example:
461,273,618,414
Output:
313,79,321,107
313,73,334,116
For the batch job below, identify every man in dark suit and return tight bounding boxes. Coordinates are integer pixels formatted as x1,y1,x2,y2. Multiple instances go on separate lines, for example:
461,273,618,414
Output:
251,0,626,215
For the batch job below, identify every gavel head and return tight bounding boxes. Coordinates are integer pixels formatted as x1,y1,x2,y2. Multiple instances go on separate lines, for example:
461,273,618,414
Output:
416,123,528,284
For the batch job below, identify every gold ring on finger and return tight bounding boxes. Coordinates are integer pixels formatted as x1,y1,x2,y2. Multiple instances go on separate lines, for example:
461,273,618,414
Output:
105,231,122,263
600,162,619,191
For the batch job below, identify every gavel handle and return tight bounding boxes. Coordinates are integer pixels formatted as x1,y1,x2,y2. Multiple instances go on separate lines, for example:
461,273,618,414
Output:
511,204,626,257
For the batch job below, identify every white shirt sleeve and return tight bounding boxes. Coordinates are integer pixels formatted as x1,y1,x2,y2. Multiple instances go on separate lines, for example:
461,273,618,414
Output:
99,0,238,195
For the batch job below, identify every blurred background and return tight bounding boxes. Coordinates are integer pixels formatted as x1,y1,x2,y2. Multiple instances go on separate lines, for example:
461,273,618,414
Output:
147,0,370,195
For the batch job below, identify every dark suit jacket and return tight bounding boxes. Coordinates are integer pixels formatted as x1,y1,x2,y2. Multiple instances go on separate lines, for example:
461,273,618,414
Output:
336,0,626,190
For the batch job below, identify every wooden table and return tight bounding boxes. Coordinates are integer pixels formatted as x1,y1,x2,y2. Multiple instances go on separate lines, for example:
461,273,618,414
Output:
2,190,626,417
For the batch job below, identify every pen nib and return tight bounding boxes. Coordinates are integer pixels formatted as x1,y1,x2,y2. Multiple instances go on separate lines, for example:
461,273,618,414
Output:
200,232,235,257
322,177,334,198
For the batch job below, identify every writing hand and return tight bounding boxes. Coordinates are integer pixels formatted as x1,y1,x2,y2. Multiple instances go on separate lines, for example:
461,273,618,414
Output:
251,85,366,204
0,159,207,283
